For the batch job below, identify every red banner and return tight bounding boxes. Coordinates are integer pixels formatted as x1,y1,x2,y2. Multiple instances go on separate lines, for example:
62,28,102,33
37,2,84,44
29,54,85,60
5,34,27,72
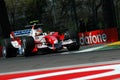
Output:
79,28,118,45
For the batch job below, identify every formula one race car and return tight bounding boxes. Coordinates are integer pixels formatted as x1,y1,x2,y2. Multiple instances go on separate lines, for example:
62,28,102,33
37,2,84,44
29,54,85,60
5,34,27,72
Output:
2,24,80,58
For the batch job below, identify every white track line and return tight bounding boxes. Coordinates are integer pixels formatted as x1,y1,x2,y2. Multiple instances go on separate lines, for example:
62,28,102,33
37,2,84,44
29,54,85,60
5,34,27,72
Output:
61,45,106,54
11,64,120,80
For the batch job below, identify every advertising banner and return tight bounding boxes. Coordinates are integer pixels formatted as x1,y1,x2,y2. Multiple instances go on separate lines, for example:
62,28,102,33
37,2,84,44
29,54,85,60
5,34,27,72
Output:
79,27,118,45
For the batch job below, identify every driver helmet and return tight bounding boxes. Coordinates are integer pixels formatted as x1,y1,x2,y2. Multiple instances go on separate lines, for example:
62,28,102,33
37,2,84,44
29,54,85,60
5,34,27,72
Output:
35,28,42,36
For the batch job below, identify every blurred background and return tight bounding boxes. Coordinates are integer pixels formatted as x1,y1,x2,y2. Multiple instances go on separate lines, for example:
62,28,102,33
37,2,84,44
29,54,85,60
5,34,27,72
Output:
0,0,120,39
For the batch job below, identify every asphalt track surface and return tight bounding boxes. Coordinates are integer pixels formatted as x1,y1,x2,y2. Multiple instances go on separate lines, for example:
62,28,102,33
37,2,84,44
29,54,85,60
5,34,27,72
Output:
0,44,120,74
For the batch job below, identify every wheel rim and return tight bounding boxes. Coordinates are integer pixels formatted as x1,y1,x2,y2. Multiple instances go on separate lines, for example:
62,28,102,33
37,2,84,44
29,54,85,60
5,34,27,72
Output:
21,47,25,55
21,39,26,55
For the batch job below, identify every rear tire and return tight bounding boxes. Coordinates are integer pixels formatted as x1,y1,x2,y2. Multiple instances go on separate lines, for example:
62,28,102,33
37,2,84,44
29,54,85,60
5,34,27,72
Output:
2,39,17,58
21,36,35,57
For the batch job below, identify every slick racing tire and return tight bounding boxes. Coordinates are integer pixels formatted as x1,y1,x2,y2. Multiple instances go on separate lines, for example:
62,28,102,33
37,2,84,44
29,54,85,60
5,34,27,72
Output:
21,36,35,57
65,30,80,51
2,39,17,58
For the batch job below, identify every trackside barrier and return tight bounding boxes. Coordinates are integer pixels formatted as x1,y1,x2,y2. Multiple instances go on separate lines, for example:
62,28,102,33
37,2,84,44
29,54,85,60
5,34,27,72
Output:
79,27,118,46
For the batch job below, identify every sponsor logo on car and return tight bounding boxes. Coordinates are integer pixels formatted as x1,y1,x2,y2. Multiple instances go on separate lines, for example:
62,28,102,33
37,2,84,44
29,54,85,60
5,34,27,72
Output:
14,29,31,36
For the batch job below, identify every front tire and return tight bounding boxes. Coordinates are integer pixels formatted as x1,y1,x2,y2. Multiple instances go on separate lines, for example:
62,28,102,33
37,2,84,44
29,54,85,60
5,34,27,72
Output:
21,36,35,57
65,30,80,51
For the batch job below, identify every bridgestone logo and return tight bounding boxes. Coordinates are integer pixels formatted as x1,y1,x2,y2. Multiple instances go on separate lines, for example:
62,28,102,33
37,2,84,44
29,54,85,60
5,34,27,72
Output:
80,33,107,45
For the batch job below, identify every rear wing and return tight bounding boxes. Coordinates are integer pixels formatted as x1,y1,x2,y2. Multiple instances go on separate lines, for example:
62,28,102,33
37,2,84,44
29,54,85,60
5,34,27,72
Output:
12,29,31,37
11,24,44,37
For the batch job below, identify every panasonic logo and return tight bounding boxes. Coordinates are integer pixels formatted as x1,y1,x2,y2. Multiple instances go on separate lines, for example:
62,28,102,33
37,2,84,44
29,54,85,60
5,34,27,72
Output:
14,29,31,36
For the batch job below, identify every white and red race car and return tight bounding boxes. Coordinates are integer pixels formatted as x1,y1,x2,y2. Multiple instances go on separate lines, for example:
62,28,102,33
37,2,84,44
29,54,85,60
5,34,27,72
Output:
2,24,80,58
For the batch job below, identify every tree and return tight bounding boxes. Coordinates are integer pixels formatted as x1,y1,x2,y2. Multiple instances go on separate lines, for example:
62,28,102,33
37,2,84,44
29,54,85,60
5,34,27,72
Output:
102,0,117,28
25,0,47,22
85,0,102,31
0,0,11,38
70,0,79,31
